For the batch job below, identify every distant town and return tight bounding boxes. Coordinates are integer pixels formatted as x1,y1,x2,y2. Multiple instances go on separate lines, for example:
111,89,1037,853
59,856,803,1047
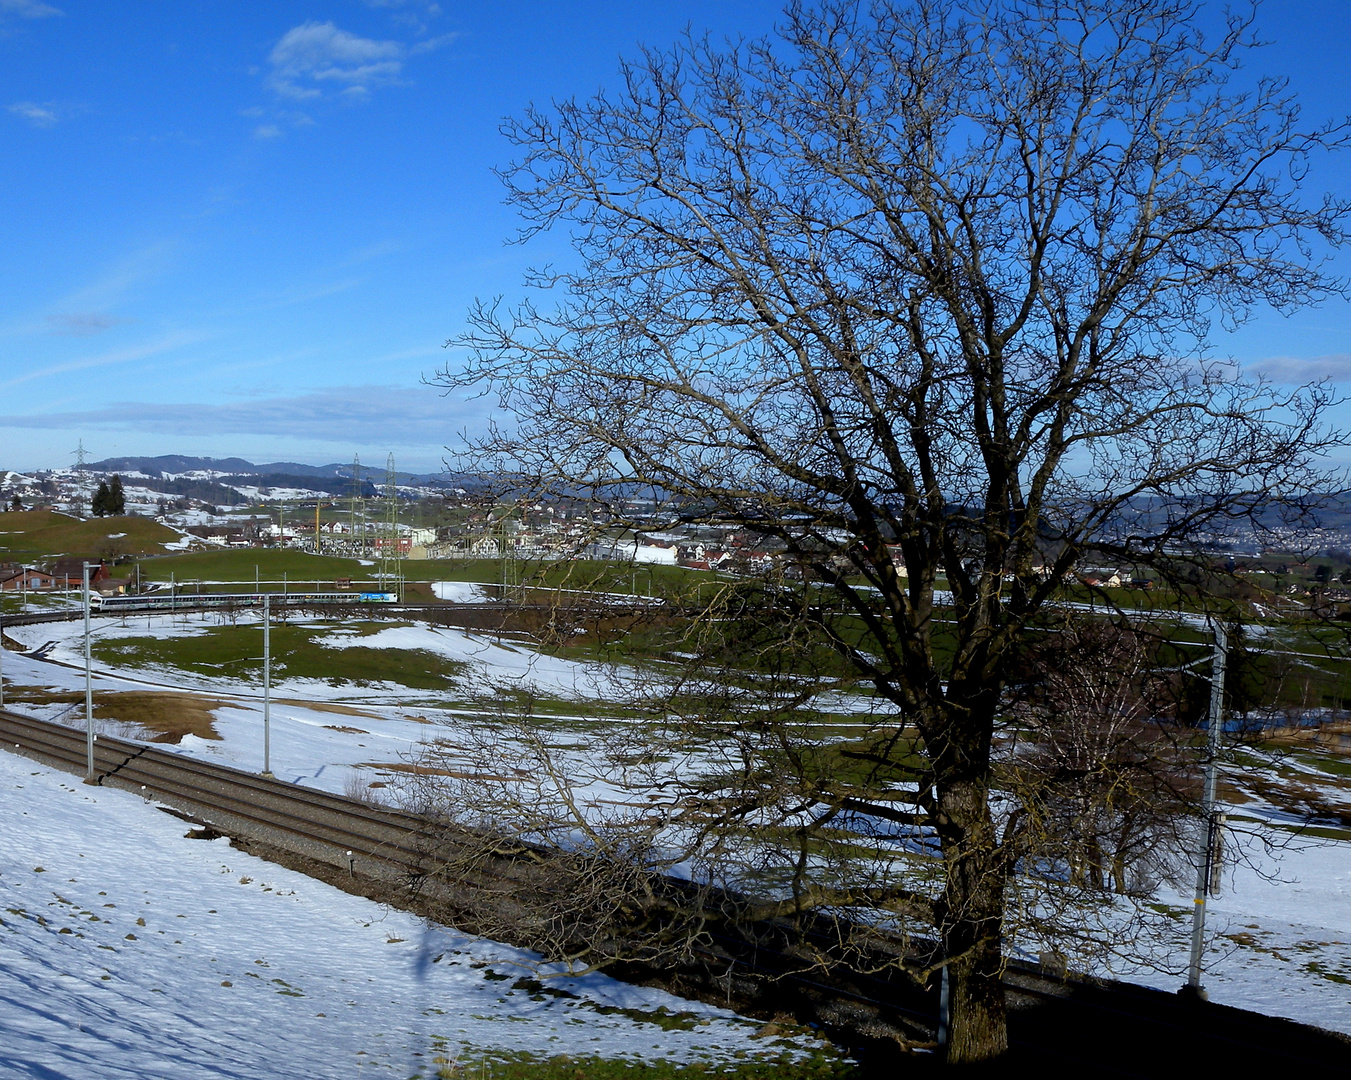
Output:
6,453,1351,614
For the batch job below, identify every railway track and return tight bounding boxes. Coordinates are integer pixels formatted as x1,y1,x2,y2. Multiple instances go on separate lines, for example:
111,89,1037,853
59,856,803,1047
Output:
0,706,431,881
0,598,660,630
3,707,1350,1075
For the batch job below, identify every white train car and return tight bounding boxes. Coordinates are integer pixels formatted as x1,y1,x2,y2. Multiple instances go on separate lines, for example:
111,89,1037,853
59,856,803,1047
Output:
92,592,397,613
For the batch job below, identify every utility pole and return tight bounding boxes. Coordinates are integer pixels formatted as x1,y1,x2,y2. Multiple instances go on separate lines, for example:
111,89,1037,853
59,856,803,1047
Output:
261,594,273,778
1184,620,1228,999
83,562,96,781
500,510,508,599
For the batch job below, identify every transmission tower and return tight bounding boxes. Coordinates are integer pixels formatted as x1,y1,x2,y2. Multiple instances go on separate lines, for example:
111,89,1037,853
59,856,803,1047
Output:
348,454,364,557
71,439,89,518
380,453,402,594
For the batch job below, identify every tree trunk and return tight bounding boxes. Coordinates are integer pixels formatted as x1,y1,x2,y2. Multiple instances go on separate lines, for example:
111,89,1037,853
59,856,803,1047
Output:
949,930,1009,1065
939,773,1010,1064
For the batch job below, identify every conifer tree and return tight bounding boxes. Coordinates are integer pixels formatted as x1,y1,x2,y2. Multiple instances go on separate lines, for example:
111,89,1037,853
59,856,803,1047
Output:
108,474,125,516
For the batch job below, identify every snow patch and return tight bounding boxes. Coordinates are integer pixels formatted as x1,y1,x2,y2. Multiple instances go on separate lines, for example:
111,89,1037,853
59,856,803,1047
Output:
431,581,490,603
0,752,827,1077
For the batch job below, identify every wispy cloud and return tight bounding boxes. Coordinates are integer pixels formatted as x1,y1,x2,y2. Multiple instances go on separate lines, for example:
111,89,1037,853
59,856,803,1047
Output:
0,0,62,18
0,384,461,445
52,240,176,315
0,244,173,343
253,124,283,140
46,313,128,337
410,33,456,54
255,277,364,312
9,101,60,126
0,333,202,391
1247,354,1351,383
361,0,445,34
339,238,406,267
266,22,404,101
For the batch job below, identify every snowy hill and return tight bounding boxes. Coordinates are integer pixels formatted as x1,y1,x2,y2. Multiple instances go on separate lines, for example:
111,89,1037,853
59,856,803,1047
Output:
0,751,835,1077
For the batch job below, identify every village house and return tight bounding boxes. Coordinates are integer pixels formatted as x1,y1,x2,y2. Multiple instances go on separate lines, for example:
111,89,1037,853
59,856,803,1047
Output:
0,565,57,591
48,559,112,590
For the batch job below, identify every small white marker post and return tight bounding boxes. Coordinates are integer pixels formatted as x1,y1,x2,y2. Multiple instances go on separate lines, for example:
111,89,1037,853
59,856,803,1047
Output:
261,593,273,778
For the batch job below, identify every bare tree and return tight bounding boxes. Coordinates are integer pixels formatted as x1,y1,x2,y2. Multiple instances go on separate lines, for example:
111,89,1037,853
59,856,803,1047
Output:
435,0,1349,1061
398,703,730,975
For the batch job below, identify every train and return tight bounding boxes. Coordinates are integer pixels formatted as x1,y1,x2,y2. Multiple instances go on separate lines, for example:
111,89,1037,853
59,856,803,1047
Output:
91,591,399,613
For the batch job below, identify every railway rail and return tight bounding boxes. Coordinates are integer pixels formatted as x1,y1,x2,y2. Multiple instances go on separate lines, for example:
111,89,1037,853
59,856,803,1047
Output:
2,707,1349,1075
0,707,429,880
0,598,660,629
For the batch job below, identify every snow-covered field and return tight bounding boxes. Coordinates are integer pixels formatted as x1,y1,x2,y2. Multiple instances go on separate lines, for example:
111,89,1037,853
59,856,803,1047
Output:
0,754,834,1078
2,610,1350,1043
429,582,490,603
1137,830,1351,1031
7,610,625,707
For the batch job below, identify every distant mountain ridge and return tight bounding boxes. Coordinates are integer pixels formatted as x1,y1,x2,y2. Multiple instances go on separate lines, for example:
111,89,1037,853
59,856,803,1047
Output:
87,455,460,488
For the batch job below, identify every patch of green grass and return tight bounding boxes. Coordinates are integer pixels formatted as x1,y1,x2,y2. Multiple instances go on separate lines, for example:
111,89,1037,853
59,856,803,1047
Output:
801,729,928,792
1285,750,1351,779
1301,960,1351,985
132,548,725,593
1236,818,1351,843
0,592,82,615
92,620,468,691
0,509,181,560
135,548,376,584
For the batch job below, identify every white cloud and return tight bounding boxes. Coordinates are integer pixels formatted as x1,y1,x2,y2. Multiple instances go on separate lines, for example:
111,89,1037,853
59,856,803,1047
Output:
0,0,62,18
266,22,404,101
361,0,444,33
359,0,443,13
410,32,457,55
0,384,464,446
253,124,283,140
8,101,59,126
1247,354,1351,383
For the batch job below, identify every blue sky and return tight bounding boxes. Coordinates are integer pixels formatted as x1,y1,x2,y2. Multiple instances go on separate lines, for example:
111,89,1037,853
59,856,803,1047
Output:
1,1,1350,474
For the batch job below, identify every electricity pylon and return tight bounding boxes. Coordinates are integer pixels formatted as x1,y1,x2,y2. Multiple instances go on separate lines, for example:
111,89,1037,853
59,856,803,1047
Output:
71,439,89,518
348,454,364,557
379,453,402,593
